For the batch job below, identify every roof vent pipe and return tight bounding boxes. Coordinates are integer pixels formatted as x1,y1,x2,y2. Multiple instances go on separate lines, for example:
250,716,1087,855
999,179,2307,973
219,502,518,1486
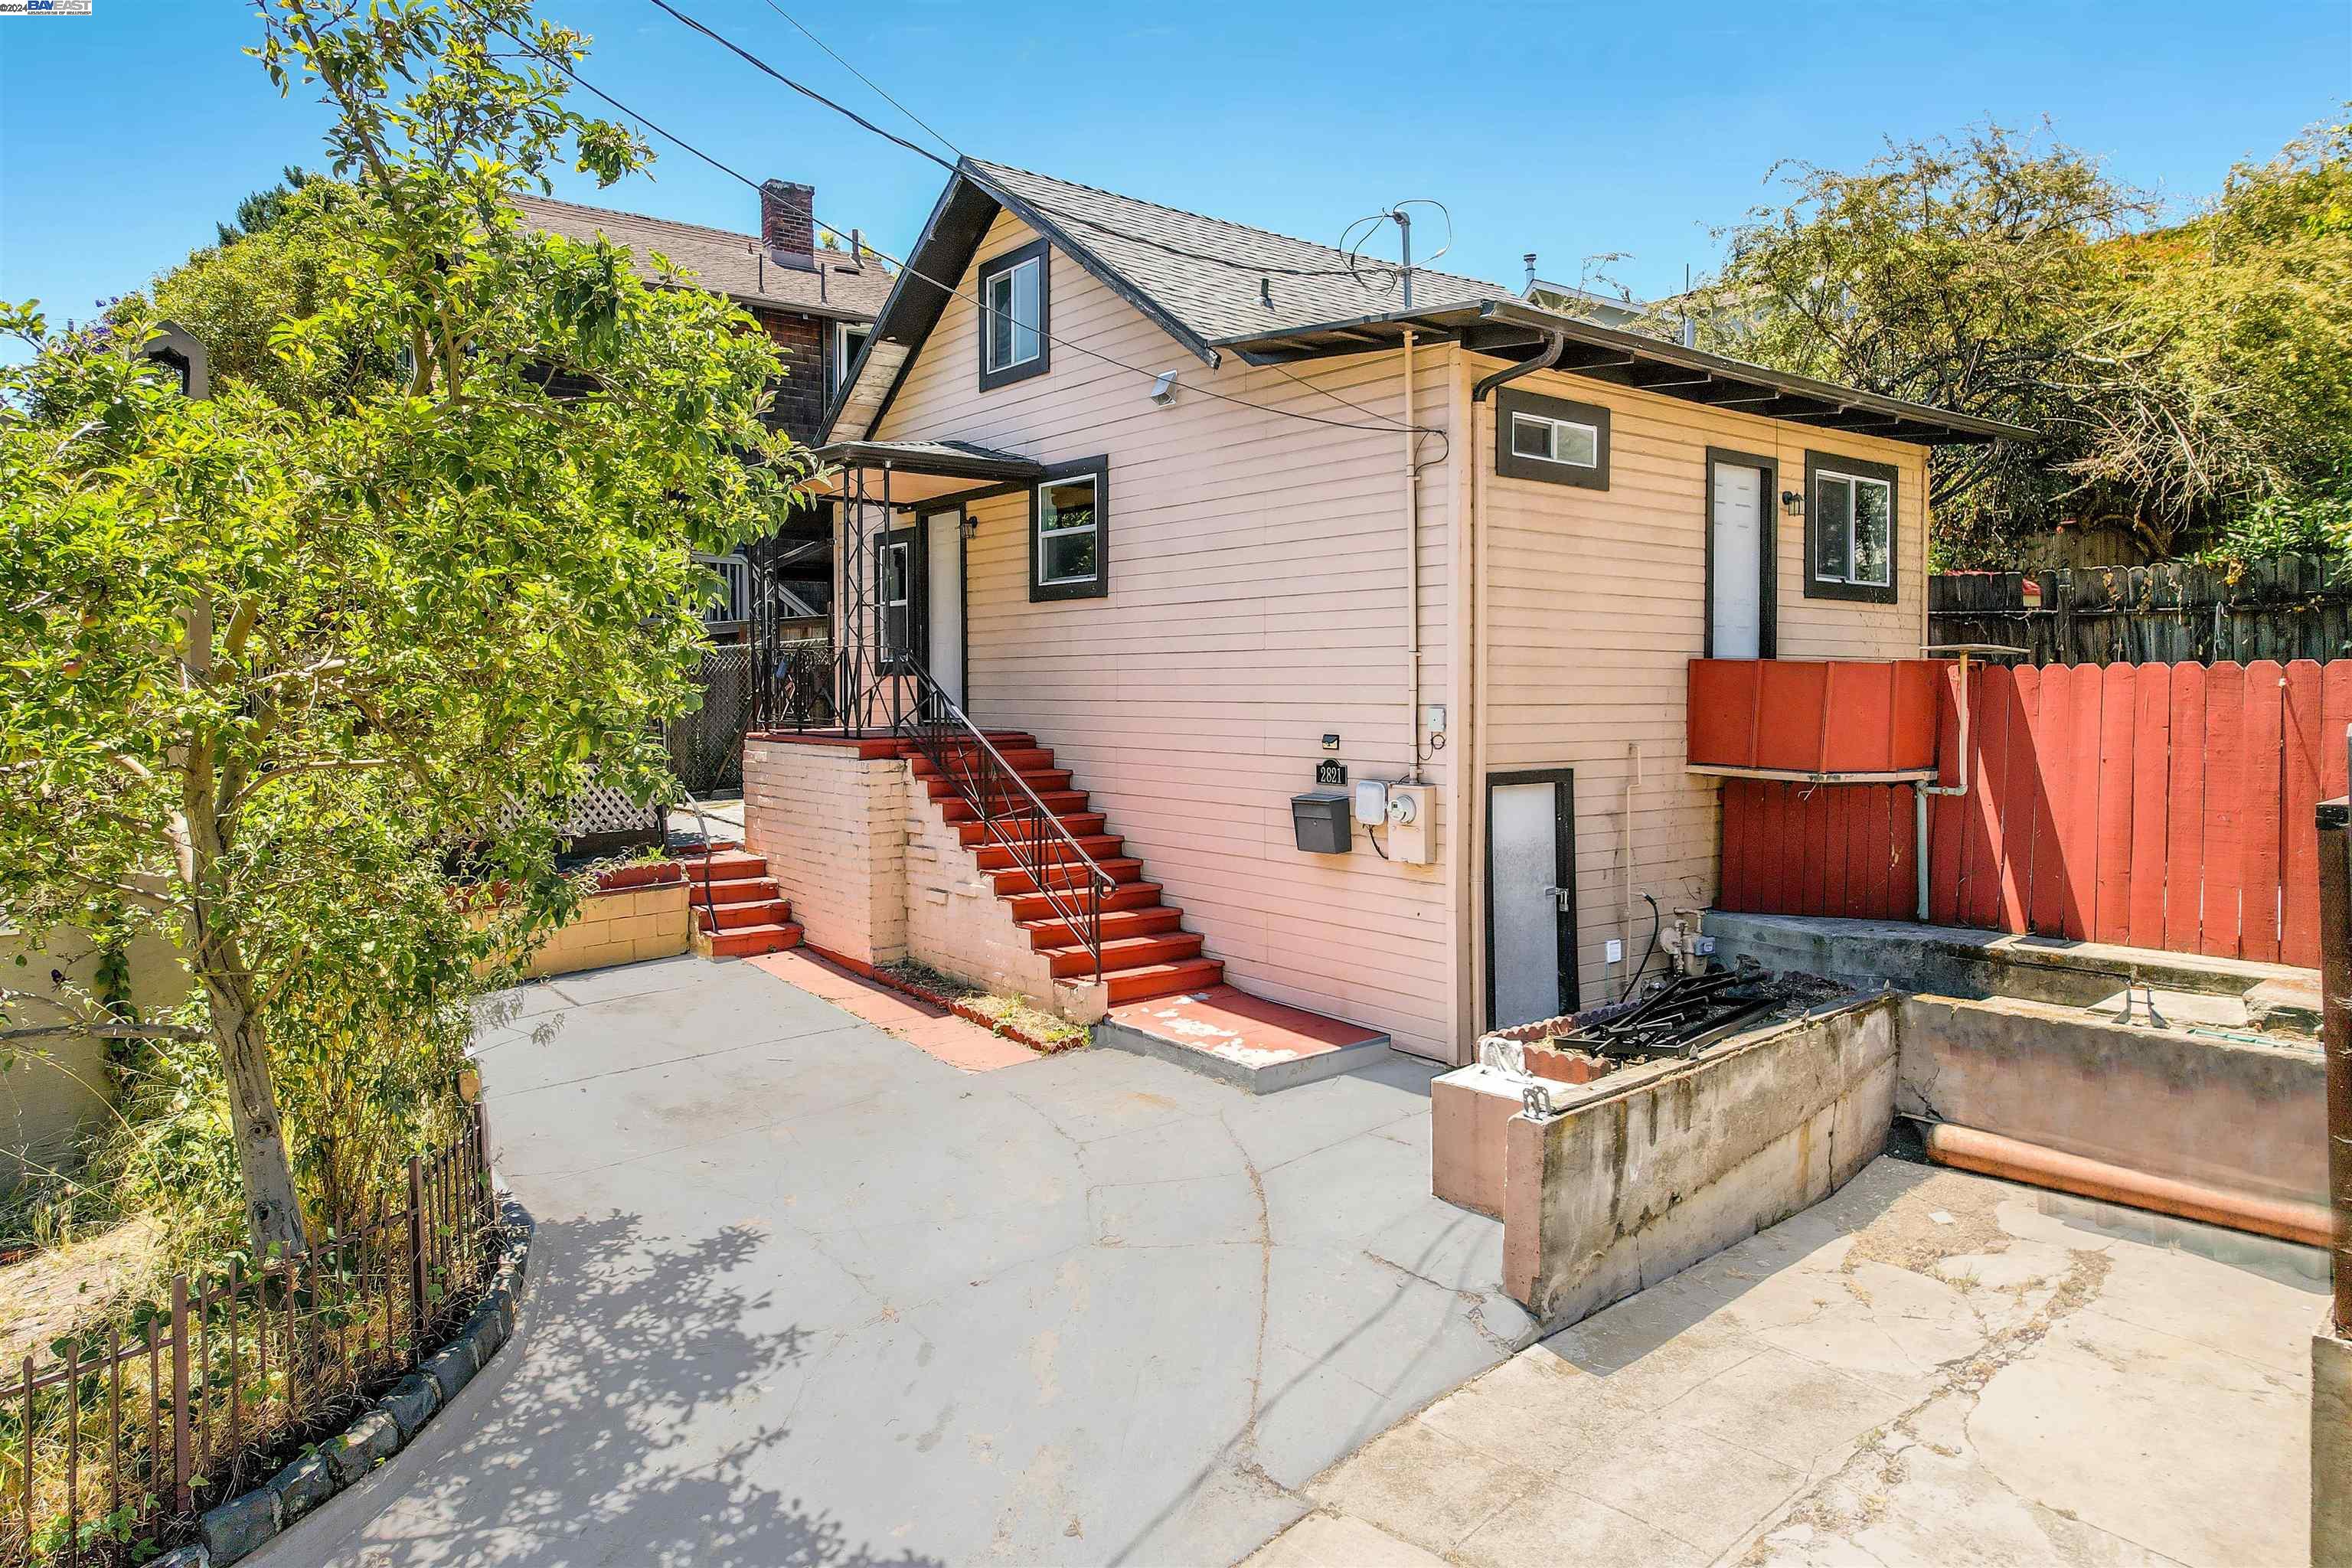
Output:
1524,252,1537,289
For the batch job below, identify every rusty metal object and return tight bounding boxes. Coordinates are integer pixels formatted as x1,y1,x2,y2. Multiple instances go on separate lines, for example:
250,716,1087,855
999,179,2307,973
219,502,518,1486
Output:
2314,779,2352,1331
1922,1122,2334,1250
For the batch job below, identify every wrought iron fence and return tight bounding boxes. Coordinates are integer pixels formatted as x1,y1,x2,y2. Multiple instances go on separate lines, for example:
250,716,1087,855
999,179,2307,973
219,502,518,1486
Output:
0,1106,498,1566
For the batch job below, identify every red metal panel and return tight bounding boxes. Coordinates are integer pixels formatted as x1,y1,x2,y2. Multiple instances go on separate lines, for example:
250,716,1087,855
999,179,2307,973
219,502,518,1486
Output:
1961,665,2006,931
2202,662,2247,959
1821,662,1893,773
1756,662,1831,773
2092,664,2138,945
1887,661,1942,773
2128,664,2172,950
1998,665,2040,934
2240,661,2286,964
1929,661,1966,926
2028,664,2074,936
2164,665,2209,955
1803,783,1834,916
2060,664,2105,941
2284,660,2325,967
1687,660,1762,771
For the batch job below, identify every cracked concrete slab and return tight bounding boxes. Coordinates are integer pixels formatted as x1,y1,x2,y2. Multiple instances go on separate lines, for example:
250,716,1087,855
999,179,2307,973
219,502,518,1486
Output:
1258,1158,2324,1568
251,956,1531,1568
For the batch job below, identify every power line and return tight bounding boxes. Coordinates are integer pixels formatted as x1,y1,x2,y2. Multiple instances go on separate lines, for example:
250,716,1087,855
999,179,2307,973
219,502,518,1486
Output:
498,18,1439,439
750,0,962,163
642,0,956,173
639,0,1400,283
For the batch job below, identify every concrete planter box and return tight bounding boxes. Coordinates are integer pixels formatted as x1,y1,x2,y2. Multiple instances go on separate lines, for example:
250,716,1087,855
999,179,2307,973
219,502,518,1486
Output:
1498,994,1896,1324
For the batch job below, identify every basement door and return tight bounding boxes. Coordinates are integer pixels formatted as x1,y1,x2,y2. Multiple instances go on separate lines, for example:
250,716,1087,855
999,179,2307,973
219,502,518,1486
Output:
1486,770,1578,1031
1707,448,1776,658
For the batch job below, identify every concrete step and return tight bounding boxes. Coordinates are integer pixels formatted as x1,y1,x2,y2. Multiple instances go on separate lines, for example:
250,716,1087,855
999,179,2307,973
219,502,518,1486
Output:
700,898,792,932
991,858,1144,897
939,790,1089,823
1105,957,1224,1004
957,812,1106,849
972,833,1122,873
682,850,771,884
700,876,781,906
925,769,1075,800
1005,882,1164,923
1021,905,1184,949
911,746,1055,778
1042,930,1203,978
694,920,802,959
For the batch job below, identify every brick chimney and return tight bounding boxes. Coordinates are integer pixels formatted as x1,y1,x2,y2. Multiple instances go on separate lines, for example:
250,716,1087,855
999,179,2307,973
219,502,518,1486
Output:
760,179,818,273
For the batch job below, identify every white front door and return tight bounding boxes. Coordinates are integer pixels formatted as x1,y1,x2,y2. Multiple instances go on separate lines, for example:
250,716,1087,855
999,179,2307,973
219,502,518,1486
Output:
926,512,965,707
1710,460,1763,658
1488,773,1576,1031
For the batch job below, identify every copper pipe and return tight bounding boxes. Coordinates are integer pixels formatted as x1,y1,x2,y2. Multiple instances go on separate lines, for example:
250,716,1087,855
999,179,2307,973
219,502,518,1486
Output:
1921,1122,2334,1250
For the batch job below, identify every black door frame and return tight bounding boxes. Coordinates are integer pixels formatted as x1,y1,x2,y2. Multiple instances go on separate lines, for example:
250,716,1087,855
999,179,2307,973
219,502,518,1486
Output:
1702,446,1779,658
1484,768,1579,1029
874,518,928,671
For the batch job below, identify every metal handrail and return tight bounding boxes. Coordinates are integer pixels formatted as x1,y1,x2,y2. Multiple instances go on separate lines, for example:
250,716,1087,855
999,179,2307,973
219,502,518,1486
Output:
888,656,1112,982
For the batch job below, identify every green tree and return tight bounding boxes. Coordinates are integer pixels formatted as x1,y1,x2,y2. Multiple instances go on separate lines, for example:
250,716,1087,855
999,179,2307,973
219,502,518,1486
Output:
215,164,319,247
0,0,805,1252
1676,116,2352,567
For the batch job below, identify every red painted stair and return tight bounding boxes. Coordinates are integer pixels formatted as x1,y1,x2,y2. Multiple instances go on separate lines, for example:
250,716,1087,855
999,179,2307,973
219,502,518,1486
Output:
684,848,802,959
913,733,1223,1004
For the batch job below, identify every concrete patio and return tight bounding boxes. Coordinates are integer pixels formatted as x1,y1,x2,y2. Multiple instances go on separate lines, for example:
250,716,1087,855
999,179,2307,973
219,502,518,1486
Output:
250,953,1534,1567
1254,1156,2326,1568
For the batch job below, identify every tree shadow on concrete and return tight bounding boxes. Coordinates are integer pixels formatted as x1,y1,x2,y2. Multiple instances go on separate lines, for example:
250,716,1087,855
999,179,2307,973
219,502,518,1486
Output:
312,1210,940,1568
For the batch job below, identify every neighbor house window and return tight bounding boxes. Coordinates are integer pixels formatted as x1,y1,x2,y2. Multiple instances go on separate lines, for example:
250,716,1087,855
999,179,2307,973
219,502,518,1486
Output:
1031,457,1108,602
830,321,871,401
978,238,1050,390
878,534,916,665
1494,388,1611,490
1804,452,1899,603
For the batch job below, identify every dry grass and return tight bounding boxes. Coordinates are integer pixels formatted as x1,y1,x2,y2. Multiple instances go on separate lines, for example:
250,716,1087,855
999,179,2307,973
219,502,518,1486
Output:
0,1215,169,1368
876,960,1088,1052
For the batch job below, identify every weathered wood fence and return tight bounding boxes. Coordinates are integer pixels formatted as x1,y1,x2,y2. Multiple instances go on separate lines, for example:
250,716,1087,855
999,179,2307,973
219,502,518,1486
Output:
1718,658,2352,970
1930,554,2352,666
1,1107,495,1566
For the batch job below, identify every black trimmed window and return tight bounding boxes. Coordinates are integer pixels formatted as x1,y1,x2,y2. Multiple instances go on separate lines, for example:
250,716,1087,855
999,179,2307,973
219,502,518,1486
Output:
1494,388,1610,489
978,237,1050,391
1803,451,1898,603
1030,457,1108,602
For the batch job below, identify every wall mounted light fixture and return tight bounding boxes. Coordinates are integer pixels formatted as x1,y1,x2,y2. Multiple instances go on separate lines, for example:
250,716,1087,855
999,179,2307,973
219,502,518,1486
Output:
1781,488,1805,515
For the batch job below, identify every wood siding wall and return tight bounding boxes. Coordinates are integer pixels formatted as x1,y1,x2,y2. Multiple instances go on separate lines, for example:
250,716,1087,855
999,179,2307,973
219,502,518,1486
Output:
870,212,1462,1057
1468,367,1929,1020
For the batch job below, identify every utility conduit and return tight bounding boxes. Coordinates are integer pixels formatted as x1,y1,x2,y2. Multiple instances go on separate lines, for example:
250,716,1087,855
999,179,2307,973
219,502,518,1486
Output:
1921,1121,2333,1249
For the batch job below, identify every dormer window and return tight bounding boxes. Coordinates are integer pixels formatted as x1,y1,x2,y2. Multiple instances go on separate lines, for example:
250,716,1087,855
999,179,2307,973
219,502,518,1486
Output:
978,238,1050,390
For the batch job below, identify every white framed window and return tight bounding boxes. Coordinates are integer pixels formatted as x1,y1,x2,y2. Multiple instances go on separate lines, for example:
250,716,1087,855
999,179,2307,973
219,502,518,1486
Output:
830,321,871,400
1812,471,1893,589
1509,410,1599,469
978,239,1050,390
1031,458,1108,601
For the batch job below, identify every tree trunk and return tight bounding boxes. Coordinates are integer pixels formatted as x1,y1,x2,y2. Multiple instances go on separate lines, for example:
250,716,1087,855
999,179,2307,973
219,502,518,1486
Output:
206,977,309,1256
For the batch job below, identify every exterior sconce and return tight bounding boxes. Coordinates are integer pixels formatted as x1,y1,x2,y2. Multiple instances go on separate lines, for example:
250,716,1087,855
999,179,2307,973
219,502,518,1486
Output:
960,514,980,539
1781,488,1805,516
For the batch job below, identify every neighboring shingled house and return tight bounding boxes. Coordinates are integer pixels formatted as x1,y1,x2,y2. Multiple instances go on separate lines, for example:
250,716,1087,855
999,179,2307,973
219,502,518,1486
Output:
516,180,893,636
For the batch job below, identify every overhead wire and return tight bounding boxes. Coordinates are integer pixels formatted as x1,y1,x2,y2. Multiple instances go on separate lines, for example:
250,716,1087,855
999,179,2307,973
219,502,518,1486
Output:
488,10,1446,439
750,0,964,164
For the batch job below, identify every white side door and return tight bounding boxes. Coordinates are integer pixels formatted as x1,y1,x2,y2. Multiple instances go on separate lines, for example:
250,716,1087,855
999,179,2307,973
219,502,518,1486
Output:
1710,460,1763,658
926,513,965,707
1488,775,1575,1031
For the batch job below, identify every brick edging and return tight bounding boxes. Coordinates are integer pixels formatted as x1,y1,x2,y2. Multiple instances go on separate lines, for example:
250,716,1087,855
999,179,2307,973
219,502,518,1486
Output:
158,1192,538,1568
800,941,1082,1056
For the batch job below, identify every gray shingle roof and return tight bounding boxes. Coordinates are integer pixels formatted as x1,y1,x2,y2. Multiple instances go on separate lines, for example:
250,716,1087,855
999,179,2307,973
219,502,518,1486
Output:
513,193,893,322
964,159,1510,346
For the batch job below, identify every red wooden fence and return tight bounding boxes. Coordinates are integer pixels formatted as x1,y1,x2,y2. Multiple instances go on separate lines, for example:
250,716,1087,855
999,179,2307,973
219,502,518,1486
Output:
1717,659,2352,970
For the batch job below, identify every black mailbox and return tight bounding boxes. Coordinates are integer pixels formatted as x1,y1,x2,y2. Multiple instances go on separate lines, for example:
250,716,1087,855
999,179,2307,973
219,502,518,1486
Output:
1291,789,1354,854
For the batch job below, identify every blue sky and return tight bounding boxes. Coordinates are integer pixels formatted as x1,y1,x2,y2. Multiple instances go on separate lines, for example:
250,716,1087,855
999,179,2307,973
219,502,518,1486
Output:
2,0,2345,348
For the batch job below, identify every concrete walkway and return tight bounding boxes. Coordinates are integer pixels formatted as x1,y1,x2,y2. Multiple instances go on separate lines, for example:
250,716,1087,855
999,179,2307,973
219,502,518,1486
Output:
1251,1157,2326,1568
251,954,1532,1567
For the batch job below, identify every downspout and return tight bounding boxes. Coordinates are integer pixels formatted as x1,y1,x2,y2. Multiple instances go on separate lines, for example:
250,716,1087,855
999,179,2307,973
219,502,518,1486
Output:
1914,648,1975,920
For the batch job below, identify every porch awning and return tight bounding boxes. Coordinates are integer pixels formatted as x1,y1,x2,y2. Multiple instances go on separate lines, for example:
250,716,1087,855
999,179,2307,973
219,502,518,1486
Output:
803,439,1047,507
